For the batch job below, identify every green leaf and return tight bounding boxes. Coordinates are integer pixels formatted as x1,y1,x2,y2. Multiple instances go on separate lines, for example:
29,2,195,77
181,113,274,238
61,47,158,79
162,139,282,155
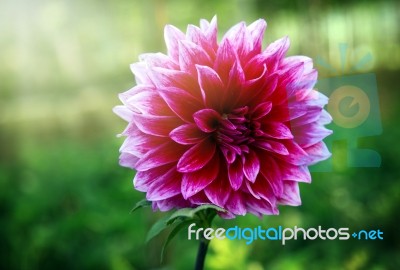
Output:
166,208,193,225
167,204,225,225
130,199,151,214
145,214,171,243
160,219,194,263
191,204,226,215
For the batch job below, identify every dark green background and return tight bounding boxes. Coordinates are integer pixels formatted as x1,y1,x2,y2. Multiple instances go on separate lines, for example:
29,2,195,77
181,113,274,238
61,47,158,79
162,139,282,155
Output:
1,0,399,269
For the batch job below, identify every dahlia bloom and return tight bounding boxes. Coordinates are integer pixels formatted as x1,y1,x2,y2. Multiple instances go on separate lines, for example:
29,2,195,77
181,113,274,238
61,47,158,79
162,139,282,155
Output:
114,17,332,218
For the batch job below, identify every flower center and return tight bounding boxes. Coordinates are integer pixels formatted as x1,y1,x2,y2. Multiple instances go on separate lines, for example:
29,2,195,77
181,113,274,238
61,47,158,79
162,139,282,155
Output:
215,106,259,163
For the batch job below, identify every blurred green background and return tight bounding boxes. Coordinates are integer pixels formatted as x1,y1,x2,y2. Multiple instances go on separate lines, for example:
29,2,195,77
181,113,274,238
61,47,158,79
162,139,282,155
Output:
1,0,399,269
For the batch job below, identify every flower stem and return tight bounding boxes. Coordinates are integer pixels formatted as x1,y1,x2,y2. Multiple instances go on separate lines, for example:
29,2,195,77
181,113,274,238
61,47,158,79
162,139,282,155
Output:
194,209,216,270
194,238,210,270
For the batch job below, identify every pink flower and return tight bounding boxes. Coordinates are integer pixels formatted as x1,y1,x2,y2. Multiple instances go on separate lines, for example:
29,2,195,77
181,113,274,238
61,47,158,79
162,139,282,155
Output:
114,17,332,218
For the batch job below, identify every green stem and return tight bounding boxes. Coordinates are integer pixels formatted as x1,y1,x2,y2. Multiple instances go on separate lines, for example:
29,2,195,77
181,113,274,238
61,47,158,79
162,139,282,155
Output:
194,238,210,270
194,209,216,270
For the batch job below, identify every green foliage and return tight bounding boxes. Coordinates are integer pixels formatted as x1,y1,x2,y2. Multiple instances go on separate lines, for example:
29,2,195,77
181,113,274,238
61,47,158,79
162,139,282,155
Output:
0,0,399,269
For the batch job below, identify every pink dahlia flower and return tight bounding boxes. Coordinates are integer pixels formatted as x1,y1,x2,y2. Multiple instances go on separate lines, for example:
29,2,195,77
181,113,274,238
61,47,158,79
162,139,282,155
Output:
114,17,332,218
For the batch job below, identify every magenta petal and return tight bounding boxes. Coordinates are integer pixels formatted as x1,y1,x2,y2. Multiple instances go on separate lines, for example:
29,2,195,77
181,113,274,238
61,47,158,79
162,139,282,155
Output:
261,122,294,139
169,124,207,145
280,163,311,183
193,108,221,133
135,141,186,171
119,152,139,169
303,141,331,165
278,181,301,206
179,40,212,75
223,60,245,110
254,139,289,155
204,167,231,207
228,158,244,190
152,194,190,212
127,91,173,116
113,106,133,122
251,175,277,206
259,153,283,197
264,36,290,71
164,24,185,62
223,22,251,59
196,64,225,109
290,107,322,127
293,124,332,148
245,195,279,216
186,24,215,59
134,165,171,192
139,52,177,69
214,39,237,83
130,63,154,85
133,114,182,137
150,67,201,99
146,167,182,200
242,150,260,183
181,154,219,199
225,192,246,216
120,132,164,157
277,140,309,165
247,19,267,53
177,139,216,172
158,87,202,122
251,101,272,120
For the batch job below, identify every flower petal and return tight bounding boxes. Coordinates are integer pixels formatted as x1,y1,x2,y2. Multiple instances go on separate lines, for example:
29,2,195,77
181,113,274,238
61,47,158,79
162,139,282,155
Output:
228,158,244,190
263,36,290,71
179,40,212,75
177,139,216,172
261,122,294,139
146,167,182,200
169,124,207,145
186,24,216,60
139,52,177,69
130,62,154,85
196,65,225,109
120,131,164,157
302,141,331,165
258,153,283,197
150,67,202,99
280,163,311,183
133,114,182,137
164,24,186,62
242,150,260,183
134,164,172,192
135,141,186,171
254,139,289,155
127,91,173,116
193,108,221,133
204,166,231,207
251,101,272,120
119,152,139,169
292,124,332,148
247,19,267,54
222,22,251,59
276,140,309,165
181,153,220,199
113,106,133,122
245,195,279,216
278,181,301,206
158,87,202,122
225,192,246,216
214,39,237,84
